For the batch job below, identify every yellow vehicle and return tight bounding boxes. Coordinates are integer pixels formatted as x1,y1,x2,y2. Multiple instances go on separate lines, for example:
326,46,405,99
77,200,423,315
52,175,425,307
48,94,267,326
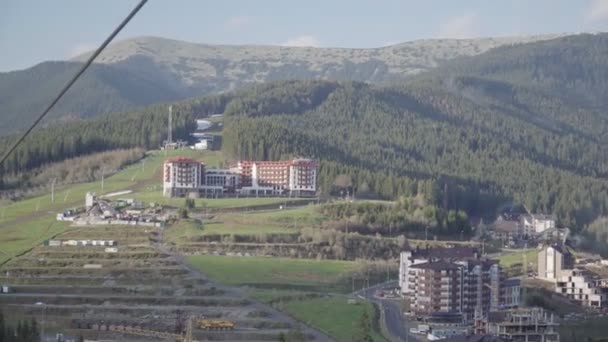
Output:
196,319,236,331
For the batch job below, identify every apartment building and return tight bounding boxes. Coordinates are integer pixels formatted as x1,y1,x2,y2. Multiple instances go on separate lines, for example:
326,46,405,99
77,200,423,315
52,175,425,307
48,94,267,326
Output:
162,157,204,197
399,246,480,298
236,158,317,195
400,247,505,322
501,279,521,309
522,214,556,235
408,261,465,315
555,268,608,308
537,244,575,281
162,157,317,197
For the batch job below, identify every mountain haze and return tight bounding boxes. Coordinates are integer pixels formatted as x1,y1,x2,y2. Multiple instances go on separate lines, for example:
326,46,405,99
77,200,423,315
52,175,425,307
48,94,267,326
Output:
0,34,563,136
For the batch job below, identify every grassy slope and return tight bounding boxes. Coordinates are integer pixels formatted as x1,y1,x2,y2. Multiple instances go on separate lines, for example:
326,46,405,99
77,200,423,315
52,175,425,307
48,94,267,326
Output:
0,148,293,264
283,297,386,342
187,255,356,292
187,255,386,341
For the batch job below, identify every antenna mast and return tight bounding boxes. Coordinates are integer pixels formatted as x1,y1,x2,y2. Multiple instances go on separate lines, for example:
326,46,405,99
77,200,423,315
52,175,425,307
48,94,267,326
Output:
168,105,173,144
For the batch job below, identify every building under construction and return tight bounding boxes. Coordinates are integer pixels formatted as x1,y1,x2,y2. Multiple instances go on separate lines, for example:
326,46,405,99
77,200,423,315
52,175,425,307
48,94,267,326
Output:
475,308,559,342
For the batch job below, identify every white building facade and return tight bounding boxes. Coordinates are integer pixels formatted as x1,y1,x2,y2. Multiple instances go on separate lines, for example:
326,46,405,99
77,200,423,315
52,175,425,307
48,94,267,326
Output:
556,269,608,308
162,157,204,197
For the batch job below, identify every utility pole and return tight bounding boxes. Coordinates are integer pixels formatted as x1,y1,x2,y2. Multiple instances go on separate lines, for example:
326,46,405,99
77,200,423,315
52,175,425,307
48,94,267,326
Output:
63,190,70,202
101,166,105,192
51,177,57,203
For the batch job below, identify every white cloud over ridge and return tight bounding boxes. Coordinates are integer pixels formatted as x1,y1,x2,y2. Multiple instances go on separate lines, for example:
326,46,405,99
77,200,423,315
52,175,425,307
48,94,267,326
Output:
436,13,478,39
281,35,320,47
67,43,97,58
585,0,608,22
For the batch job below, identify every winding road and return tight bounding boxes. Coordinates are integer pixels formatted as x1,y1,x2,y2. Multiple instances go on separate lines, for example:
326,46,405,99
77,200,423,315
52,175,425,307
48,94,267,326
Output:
354,281,420,342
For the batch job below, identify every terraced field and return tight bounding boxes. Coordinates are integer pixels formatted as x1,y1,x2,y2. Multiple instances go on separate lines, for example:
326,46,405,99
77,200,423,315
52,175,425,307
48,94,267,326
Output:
0,225,324,341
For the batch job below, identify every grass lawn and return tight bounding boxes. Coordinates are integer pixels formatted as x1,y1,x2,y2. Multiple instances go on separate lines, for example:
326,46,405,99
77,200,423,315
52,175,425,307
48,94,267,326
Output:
0,149,218,264
283,296,387,342
187,255,357,292
200,221,295,235
498,249,538,269
0,216,71,265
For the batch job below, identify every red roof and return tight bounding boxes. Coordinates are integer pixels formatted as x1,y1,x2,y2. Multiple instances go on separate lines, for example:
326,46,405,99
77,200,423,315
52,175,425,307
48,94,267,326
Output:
165,157,200,164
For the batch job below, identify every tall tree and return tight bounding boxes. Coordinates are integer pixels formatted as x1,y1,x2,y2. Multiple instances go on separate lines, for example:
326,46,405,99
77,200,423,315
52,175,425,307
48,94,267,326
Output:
352,309,373,342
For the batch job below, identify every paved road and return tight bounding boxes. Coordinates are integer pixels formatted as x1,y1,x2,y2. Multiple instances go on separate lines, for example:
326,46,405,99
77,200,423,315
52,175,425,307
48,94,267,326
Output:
353,281,419,342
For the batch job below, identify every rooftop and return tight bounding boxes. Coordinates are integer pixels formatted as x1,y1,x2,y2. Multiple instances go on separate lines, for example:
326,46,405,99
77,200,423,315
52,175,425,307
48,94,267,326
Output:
412,246,480,260
491,216,521,233
165,157,200,164
411,261,463,271
503,278,521,287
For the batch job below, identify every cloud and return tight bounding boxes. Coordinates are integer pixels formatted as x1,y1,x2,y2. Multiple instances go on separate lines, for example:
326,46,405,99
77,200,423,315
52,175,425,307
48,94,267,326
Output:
436,13,478,39
225,15,252,30
67,43,97,58
280,35,320,47
381,40,399,47
585,0,608,22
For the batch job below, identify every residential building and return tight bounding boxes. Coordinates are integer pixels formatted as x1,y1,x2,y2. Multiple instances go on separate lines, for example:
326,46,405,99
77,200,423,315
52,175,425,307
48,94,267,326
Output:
400,246,505,322
501,278,521,309
408,261,465,315
555,268,608,308
489,214,524,246
522,214,556,235
201,169,241,194
162,157,317,197
537,244,575,281
162,157,204,197
477,308,559,342
399,246,480,298
236,158,317,196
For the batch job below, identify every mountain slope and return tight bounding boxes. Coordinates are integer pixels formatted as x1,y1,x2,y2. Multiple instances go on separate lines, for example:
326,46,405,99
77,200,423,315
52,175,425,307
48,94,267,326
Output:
4,33,608,231
219,34,608,229
0,34,562,136
0,61,185,135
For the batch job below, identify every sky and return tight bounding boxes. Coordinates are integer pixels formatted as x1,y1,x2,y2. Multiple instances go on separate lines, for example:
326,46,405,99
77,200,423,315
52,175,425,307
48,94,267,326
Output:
1,0,608,72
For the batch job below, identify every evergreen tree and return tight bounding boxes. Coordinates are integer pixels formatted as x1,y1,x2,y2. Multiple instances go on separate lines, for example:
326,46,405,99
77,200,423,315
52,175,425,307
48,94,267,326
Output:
29,318,39,342
0,311,4,342
352,309,373,342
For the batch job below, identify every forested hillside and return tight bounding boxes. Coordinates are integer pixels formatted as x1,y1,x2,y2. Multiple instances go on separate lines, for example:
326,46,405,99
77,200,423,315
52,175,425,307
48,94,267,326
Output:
0,34,560,136
220,34,608,230
4,33,608,233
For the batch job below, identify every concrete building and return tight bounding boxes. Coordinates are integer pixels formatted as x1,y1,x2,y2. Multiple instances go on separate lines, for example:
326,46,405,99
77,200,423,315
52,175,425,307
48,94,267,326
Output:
400,247,505,322
162,157,204,197
537,244,575,281
408,261,465,315
400,246,480,298
555,268,608,308
236,159,317,196
490,214,524,245
85,192,97,210
476,308,559,342
201,169,241,194
162,157,317,197
522,214,556,235
501,279,521,309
